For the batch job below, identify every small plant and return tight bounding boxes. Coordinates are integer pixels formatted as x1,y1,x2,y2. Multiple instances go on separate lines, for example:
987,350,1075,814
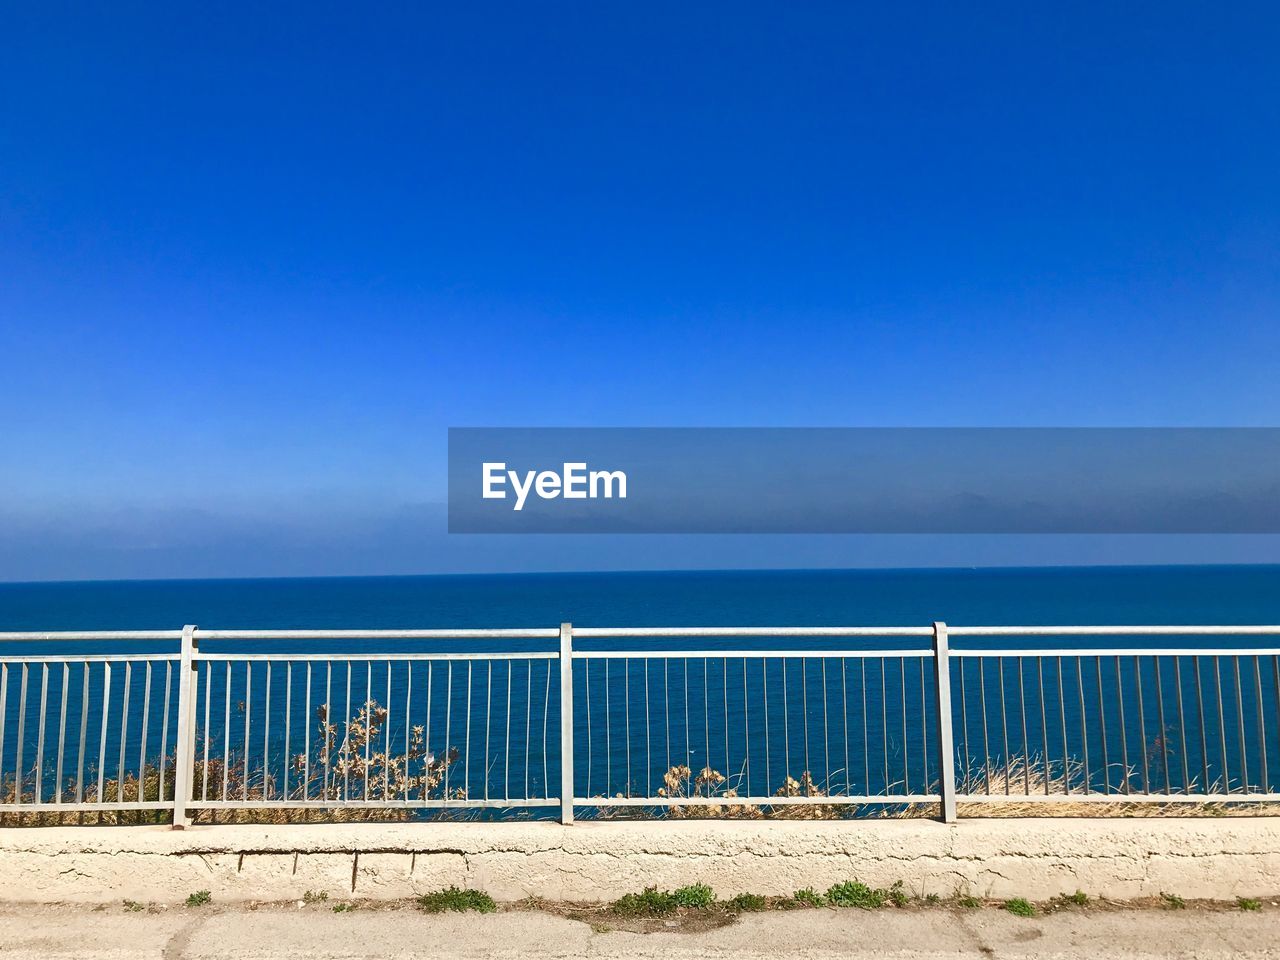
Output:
416,887,496,914
956,894,981,909
792,888,825,908
887,881,909,908
123,900,144,912
726,892,768,912
1004,897,1035,918
613,887,678,916
826,880,886,909
1238,897,1262,911
672,883,716,909
302,890,329,904
332,902,356,913
1058,890,1089,907
1160,892,1185,910
922,893,941,905
185,890,212,908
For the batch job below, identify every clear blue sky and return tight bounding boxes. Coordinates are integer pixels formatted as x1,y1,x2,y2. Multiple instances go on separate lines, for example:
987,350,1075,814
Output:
2,4,1278,580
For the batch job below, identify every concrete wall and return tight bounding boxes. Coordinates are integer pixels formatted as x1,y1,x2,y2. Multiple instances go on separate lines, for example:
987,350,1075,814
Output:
2,818,1279,904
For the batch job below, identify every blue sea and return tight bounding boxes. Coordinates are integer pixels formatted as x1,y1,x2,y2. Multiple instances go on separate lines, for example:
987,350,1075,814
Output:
3,564,1280,631
1,566,1278,815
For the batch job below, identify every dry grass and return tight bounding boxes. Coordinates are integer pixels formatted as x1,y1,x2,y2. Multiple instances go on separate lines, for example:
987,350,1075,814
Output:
0,698,473,826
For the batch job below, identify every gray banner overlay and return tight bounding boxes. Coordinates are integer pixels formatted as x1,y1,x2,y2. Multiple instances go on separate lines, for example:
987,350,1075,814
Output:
448,428,1280,533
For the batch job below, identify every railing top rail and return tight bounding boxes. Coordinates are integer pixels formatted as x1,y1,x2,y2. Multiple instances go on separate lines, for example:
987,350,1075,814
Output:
571,626,934,638
947,625,1280,636
192,628,560,640
0,630,185,642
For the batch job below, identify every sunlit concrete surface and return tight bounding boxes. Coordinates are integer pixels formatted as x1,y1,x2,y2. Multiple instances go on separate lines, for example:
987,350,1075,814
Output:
1,817,1279,903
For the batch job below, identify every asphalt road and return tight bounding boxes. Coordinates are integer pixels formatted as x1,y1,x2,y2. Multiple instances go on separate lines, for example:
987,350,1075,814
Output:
3,903,1278,959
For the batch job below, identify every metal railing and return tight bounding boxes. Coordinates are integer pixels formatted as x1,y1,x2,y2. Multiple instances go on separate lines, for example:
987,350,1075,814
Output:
0,623,1277,826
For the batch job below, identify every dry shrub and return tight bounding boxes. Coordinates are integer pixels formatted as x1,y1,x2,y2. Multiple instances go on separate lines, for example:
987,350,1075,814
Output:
0,699,471,826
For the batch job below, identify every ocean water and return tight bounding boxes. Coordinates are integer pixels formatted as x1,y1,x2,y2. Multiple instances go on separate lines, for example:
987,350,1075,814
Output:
3,565,1280,632
1,566,1278,816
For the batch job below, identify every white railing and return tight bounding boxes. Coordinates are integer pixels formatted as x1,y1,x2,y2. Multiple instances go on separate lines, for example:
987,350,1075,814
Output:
1,623,1278,826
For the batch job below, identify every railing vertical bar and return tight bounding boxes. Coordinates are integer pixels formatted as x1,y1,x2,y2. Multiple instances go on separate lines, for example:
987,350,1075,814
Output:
54,663,71,804
757,660,768,798
243,662,252,802
1273,656,1280,792
77,662,88,804
159,661,171,804
1056,656,1068,795
899,657,908,795
1174,657,1189,793
504,660,511,802
95,662,107,804
262,662,271,801
931,622,956,822
624,658,632,793
1214,657,1229,793
1234,656,1248,792
221,662,232,801
958,657,970,791
0,664,7,803
743,657,751,796
443,662,452,801
664,658,672,782
542,657,551,800
384,662,392,799
1114,656,1129,794
322,661,331,802
782,659,790,781
722,656,728,788
171,626,198,826
1254,656,1268,793
36,663,48,805
842,659,851,795
583,658,592,797
282,662,291,802
605,659,612,795
140,661,152,803
801,658,811,777
1037,658,1049,795
1155,656,1170,794
979,656,991,794
1019,657,1030,794
559,623,573,822
365,661,373,801
201,660,212,801
1076,656,1089,795
424,661,433,802
463,661,472,799
118,661,131,800
998,656,1010,795
861,658,869,794
880,657,889,794
342,663,351,801
521,659,528,799
648,658,655,793
302,661,312,803
1095,657,1109,795
404,661,413,803
701,657,708,778
1135,657,1150,794
1195,657,1209,793
643,659,653,791
484,661,491,801
919,655,929,793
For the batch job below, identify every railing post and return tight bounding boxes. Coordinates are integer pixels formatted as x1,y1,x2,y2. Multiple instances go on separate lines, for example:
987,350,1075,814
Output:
932,621,957,823
171,624,198,829
559,622,575,825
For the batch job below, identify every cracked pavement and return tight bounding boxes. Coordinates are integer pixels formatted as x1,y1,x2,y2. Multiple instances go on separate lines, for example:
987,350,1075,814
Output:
1,903,1279,959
